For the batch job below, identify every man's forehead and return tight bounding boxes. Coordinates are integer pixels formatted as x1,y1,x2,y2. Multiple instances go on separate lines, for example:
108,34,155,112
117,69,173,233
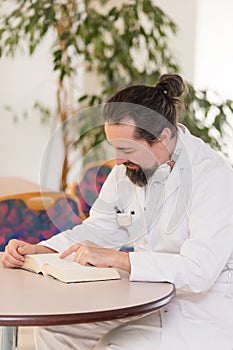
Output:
104,122,136,139
104,123,151,151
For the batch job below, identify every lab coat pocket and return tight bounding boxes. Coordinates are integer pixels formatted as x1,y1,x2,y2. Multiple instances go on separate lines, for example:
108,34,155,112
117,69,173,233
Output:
179,292,233,328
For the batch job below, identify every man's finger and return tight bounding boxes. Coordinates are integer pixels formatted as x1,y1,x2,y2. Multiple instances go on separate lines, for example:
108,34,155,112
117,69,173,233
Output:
18,244,35,256
6,244,24,262
60,244,81,259
2,254,24,268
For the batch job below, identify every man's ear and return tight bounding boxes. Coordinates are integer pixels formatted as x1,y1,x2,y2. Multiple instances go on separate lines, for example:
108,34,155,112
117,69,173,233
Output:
158,128,172,146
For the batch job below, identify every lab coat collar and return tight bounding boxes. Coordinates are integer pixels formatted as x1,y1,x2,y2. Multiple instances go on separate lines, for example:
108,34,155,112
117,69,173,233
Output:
148,124,190,193
145,130,182,187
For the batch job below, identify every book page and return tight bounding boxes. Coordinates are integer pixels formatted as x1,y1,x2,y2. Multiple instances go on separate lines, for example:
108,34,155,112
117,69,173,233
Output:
22,253,120,283
22,253,63,273
41,254,121,283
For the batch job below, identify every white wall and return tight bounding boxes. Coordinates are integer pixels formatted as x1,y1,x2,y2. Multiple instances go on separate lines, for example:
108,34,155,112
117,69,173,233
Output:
157,0,197,83
0,34,58,187
194,0,233,98
194,0,233,160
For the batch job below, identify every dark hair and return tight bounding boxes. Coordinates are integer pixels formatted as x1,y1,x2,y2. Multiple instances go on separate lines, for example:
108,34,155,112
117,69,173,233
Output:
103,74,187,144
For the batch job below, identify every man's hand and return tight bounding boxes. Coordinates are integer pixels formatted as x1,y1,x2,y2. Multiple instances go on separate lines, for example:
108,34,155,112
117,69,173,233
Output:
1,239,56,268
60,240,131,273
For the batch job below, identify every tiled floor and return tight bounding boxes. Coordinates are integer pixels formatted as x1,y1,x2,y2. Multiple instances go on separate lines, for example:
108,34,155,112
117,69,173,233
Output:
0,326,35,349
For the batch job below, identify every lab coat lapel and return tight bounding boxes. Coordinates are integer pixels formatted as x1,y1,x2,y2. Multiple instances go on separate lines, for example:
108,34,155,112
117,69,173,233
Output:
147,171,172,217
165,129,193,234
128,185,152,250
163,164,181,203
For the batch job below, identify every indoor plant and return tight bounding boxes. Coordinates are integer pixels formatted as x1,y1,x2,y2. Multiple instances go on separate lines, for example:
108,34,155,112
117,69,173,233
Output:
1,0,232,188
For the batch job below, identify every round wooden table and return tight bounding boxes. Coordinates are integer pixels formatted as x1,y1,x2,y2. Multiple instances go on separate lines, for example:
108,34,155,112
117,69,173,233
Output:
0,254,175,349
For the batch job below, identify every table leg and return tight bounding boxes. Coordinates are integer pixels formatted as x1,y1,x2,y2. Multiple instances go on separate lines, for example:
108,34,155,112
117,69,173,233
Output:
1,327,18,350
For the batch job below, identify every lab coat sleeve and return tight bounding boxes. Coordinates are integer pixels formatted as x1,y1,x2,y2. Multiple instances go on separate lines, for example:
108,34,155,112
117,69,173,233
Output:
39,166,129,253
129,166,233,292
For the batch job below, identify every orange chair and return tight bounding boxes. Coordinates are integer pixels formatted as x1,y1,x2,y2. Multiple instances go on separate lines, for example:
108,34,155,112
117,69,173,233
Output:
69,160,115,218
0,191,84,251
68,160,133,253
0,191,85,347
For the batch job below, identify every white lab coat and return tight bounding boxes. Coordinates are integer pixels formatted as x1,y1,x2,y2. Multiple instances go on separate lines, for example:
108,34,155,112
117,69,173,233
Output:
41,125,233,349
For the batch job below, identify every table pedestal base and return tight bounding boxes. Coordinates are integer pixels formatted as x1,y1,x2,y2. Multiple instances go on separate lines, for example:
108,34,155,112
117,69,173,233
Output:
1,327,18,350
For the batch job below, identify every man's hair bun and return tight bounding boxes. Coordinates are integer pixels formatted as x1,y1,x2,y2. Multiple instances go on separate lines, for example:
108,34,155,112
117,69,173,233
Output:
157,74,187,98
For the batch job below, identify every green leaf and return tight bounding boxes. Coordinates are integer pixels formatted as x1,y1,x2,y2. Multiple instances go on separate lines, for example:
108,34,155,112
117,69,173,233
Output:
60,31,70,40
0,28,5,38
78,95,88,102
29,42,37,55
53,49,62,60
4,37,13,46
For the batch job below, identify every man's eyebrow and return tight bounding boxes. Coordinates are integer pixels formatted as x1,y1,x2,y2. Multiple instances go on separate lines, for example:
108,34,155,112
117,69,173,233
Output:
106,141,135,151
115,147,135,151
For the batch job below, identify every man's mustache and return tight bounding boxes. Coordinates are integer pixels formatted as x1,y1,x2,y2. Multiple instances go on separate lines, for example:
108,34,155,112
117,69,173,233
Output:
123,161,138,167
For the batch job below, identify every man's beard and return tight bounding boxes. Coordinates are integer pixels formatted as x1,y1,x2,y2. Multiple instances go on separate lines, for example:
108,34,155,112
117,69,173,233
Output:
125,162,159,187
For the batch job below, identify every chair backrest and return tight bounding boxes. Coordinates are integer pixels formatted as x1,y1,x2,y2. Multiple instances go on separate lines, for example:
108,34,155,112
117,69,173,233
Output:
69,160,115,217
0,192,84,251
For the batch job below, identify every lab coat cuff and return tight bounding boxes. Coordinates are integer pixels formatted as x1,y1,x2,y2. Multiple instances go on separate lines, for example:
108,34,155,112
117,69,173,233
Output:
38,230,74,253
129,252,149,281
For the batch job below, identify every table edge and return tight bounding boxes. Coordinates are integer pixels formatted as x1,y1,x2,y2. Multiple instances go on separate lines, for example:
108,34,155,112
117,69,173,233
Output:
0,283,176,326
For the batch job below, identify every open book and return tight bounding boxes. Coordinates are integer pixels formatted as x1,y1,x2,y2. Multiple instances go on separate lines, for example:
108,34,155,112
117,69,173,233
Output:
21,253,120,283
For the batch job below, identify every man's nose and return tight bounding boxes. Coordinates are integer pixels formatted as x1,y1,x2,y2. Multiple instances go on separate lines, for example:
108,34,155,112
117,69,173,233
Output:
115,157,128,165
115,151,128,165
